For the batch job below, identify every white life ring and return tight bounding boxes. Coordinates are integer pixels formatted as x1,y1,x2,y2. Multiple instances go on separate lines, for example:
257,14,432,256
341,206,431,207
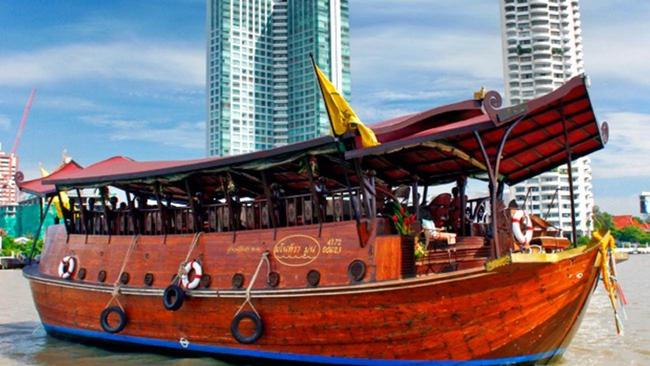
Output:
512,210,533,245
58,256,76,279
181,260,203,290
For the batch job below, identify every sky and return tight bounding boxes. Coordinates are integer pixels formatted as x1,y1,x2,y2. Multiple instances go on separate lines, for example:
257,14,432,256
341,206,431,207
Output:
0,0,648,215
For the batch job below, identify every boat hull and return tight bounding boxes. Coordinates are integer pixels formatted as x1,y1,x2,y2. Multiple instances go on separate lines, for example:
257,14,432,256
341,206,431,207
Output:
25,243,599,365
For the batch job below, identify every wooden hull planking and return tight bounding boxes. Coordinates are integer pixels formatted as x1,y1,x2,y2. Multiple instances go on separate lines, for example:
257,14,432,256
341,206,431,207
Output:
26,240,600,365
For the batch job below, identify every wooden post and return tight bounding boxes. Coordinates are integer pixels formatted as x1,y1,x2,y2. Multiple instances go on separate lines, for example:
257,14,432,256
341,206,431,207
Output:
184,179,201,233
75,189,88,234
303,158,324,236
126,191,136,234
342,158,361,225
411,177,420,221
304,158,322,220
562,114,578,244
28,195,54,264
261,171,279,239
458,176,467,236
221,176,236,238
473,131,500,258
57,190,71,231
353,159,370,218
99,187,111,235
154,182,167,235
421,185,429,207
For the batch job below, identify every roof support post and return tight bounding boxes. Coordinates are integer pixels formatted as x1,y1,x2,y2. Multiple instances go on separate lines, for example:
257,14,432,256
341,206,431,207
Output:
220,175,237,240
353,159,370,218
56,190,71,232
28,195,54,265
458,176,467,236
474,114,525,258
561,109,578,244
473,131,500,258
411,176,420,221
303,157,324,236
75,188,88,235
184,179,201,233
341,156,361,226
154,182,167,235
353,158,374,247
481,114,529,257
421,185,429,207
99,187,111,236
126,192,137,235
38,196,43,222
260,171,278,239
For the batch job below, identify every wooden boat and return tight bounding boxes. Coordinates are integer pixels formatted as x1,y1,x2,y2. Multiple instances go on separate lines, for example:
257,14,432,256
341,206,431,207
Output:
20,75,616,365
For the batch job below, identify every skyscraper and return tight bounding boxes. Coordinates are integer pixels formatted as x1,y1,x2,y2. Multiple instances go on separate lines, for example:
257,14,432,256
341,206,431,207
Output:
206,0,350,157
0,143,18,207
499,0,594,237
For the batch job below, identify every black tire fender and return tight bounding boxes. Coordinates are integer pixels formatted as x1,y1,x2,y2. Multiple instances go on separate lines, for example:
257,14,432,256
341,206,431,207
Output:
230,311,264,344
100,306,127,334
163,284,185,311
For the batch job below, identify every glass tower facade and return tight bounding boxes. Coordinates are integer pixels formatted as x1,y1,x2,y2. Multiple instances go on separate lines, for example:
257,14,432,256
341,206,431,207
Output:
206,0,350,157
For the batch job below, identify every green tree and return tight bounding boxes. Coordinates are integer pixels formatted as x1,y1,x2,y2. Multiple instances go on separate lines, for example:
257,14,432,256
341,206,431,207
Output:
576,236,591,246
592,206,614,232
614,226,649,244
1,235,43,257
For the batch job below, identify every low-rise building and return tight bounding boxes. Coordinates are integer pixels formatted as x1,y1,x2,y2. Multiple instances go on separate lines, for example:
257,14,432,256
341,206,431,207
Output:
612,215,650,233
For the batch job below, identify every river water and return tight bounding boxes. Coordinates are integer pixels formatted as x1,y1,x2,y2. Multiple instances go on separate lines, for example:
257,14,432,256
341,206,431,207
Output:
0,256,648,366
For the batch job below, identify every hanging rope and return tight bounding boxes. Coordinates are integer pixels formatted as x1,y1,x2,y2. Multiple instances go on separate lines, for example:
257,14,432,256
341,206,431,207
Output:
593,231,626,335
173,231,203,285
234,251,270,317
105,235,139,311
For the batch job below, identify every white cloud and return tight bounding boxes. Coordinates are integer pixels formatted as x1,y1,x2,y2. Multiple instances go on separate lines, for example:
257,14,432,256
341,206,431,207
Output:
0,42,204,87
352,1,499,28
0,115,10,130
351,25,503,122
593,194,639,216
80,115,205,150
38,95,98,111
352,27,502,84
111,121,205,150
591,112,650,178
583,20,650,87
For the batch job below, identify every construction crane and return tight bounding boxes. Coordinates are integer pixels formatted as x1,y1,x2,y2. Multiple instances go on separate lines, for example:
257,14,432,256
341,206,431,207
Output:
1,89,36,193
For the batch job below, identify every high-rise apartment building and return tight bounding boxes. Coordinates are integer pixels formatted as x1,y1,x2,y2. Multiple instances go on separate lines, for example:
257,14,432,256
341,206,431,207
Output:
206,0,350,156
0,143,18,207
500,0,594,237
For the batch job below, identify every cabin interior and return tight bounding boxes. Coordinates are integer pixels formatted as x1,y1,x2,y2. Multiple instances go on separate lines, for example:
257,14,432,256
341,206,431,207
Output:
44,154,571,277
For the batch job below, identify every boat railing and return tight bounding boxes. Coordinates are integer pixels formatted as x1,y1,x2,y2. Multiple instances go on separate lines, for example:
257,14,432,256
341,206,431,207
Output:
65,187,366,236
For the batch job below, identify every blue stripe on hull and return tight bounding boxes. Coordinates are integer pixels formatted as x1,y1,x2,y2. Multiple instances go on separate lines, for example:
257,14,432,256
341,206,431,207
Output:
42,323,564,365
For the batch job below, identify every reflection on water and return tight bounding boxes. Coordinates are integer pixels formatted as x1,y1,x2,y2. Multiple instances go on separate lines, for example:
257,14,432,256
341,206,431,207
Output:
1,257,648,365
0,322,224,366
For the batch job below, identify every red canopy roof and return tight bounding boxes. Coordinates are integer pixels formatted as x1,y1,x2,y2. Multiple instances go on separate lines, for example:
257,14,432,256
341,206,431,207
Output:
43,136,336,188
18,161,83,197
346,75,606,185
371,99,485,143
46,156,210,185
37,75,606,191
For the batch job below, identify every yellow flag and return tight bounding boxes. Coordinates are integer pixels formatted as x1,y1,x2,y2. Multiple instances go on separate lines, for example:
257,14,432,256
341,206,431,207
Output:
41,166,69,219
313,62,380,148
